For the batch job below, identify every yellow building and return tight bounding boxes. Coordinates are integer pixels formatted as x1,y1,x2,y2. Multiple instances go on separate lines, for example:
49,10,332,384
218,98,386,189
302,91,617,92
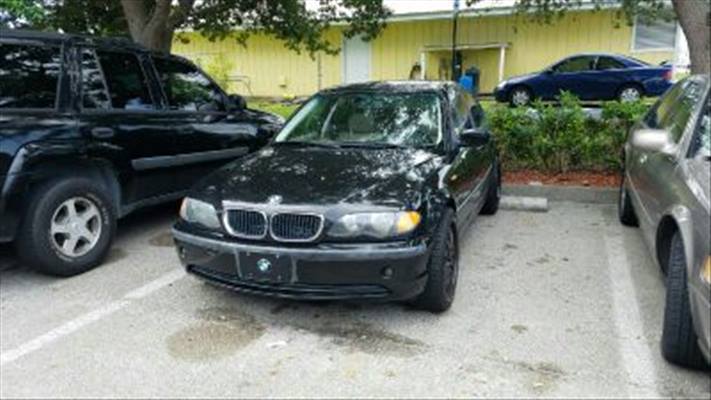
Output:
172,4,678,97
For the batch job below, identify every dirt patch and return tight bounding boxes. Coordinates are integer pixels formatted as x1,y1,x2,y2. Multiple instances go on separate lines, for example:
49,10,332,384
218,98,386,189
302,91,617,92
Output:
166,307,265,362
149,231,174,247
504,170,619,187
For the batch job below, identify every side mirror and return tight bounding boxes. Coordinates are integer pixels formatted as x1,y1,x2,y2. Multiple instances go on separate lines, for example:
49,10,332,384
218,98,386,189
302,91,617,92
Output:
631,128,676,156
544,68,554,75
228,94,247,111
460,127,491,147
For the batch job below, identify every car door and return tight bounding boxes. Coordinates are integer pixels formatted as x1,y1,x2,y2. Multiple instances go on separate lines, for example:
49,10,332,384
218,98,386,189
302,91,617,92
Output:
150,55,259,191
593,56,628,100
631,79,704,231
550,55,599,100
446,88,488,225
77,47,190,206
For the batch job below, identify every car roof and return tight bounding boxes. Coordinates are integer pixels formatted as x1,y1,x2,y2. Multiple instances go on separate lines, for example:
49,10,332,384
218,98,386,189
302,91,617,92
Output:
0,29,150,53
321,80,454,95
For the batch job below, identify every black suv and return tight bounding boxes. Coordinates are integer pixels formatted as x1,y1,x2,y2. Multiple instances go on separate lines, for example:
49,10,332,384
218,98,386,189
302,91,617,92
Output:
0,30,283,276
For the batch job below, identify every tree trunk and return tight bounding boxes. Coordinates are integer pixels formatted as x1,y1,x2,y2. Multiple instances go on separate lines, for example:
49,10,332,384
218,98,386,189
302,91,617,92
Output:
120,0,180,53
672,0,710,74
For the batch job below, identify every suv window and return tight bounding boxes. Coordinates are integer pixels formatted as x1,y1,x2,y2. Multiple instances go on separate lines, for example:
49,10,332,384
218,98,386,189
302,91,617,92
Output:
554,56,596,73
0,43,61,109
596,57,625,71
153,57,224,111
80,49,111,110
95,50,154,110
644,81,684,129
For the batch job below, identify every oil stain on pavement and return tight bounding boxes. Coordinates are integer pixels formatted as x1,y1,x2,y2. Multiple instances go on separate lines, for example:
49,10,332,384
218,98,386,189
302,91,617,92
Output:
166,307,266,362
149,231,174,247
304,320,426,357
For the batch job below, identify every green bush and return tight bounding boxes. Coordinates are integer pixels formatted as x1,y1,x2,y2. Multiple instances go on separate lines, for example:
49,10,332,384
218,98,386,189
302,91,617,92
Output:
488,93,649,173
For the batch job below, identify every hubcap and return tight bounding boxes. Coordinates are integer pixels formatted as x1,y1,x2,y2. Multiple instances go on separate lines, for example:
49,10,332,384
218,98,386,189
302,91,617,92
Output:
50,197,102,258
620,88,640,102
512,90,530,106
443,228,458,300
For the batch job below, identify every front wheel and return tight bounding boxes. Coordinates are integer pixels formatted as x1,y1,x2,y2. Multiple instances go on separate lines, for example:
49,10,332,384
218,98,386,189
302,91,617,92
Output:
661,232,709,369
411,208,458,313
618,173,638,226
16,177,116,277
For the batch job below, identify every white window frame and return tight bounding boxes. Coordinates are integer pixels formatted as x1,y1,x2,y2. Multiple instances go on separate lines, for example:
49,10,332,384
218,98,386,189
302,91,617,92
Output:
630,16,677,53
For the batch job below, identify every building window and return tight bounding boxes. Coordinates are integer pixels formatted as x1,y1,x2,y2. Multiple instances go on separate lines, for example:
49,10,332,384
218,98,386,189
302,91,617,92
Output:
632,17,677,52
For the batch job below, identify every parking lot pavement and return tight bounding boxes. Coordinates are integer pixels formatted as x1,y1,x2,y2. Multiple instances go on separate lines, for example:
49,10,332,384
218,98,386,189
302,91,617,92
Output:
1,202,709,398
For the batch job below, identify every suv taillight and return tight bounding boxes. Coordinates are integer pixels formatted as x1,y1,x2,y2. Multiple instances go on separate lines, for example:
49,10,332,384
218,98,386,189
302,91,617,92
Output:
663,69,672,81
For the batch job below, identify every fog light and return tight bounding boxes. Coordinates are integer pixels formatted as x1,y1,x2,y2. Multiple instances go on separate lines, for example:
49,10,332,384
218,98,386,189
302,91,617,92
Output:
702,256,711,285
381,266,393,279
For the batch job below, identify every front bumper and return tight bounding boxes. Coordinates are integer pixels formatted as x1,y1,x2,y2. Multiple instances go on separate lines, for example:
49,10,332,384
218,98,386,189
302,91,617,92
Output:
493,87,508,102
172,228,430,301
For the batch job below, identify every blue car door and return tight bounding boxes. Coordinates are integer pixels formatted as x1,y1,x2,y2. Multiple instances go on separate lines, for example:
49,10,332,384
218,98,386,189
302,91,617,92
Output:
593,56,629,100
550,55,599,100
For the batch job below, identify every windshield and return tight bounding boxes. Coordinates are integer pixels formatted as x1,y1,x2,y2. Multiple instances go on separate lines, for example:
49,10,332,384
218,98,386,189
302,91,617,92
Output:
274,92,442,148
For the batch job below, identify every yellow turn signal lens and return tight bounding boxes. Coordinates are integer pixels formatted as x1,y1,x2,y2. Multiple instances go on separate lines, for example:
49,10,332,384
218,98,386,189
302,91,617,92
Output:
396,211,422,234
702,257,711,285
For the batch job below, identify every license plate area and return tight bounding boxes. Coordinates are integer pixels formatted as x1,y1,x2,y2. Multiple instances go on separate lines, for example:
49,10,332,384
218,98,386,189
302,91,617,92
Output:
237,252,292,283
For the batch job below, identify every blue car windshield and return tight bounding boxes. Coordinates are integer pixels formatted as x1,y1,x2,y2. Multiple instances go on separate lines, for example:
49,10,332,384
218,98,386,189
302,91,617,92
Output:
274,92,442,148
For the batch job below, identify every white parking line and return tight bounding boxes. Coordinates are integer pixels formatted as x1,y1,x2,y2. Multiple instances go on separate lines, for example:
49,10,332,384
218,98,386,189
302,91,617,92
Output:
0,269,185,367
603,231,661,398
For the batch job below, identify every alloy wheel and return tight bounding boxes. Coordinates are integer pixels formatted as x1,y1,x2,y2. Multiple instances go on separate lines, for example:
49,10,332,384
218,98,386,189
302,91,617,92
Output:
511,89,530,107
620,87,641,102
50,197,103,258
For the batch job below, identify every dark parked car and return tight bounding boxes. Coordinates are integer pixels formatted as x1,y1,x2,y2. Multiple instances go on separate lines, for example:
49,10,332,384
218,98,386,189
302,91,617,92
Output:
619,75,710,369
172,81,501,312
494,53,673,106
0,30,283,276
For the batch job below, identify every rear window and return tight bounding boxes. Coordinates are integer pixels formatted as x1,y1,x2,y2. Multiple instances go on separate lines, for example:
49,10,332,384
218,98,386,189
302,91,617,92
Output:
0,43,61,109
95,50,154,110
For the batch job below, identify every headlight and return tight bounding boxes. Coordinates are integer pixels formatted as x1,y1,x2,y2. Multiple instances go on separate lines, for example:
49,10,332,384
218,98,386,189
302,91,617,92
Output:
328,211,421,239
179,198,221,229
702,256,711,286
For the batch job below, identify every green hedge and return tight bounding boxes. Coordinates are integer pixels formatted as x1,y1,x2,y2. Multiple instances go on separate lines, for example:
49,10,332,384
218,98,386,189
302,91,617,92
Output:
488,92,649,173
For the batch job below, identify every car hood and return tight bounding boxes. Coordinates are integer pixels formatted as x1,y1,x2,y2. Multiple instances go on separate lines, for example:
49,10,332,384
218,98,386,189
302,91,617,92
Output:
501,72,539,86
194,146,442,209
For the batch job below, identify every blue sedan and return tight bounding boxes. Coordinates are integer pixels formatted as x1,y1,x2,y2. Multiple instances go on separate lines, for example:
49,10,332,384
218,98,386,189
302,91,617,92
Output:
494,53,673,106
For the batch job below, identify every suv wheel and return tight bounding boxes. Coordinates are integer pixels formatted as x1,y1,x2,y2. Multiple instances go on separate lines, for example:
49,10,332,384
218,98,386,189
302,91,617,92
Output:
412,208,458,313
16,177,116,277
661,232,709,369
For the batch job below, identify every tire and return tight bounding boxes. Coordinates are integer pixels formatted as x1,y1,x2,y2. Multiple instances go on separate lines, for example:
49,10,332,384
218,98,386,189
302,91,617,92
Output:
480,161,501,215
618,84,643,102
618,173,638,226
411,208,458,313
661,232,709,369
15,177,116,277
509,86,532,107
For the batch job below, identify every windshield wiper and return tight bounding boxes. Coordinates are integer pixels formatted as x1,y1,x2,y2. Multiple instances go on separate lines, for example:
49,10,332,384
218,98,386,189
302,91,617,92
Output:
338,141,407,149
273,140,341,149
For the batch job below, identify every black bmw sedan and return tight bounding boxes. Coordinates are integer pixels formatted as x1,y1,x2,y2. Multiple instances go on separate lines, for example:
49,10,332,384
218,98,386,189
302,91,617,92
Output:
172,81,500,312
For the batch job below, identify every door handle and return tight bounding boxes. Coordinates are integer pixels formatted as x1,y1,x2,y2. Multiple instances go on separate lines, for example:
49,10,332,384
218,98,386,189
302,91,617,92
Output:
91,127,115,139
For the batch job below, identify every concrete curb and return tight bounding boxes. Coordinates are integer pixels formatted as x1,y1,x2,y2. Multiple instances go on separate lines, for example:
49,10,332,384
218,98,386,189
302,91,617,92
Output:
503,184,617,204
500,196,549,212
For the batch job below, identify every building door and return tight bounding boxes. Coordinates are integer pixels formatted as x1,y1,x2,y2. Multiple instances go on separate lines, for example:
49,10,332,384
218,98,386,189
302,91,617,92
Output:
343,35,370,84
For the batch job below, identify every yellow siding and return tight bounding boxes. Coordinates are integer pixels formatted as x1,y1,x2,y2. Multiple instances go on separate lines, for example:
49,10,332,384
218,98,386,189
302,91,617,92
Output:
372,10,672,92
173,9,673,97
172,30,341,97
